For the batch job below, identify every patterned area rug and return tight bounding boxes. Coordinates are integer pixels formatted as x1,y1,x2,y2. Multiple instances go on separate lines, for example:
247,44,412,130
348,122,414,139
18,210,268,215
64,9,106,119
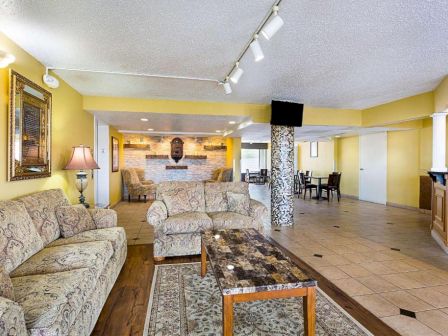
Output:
144,263,372,336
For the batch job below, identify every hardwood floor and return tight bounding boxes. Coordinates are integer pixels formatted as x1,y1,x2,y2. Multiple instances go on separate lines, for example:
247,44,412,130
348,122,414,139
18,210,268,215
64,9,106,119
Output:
91,245,199,336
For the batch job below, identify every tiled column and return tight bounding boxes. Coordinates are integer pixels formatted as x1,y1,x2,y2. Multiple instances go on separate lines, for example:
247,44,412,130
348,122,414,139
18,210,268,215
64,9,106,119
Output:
431,112,448,172
271,125,294,226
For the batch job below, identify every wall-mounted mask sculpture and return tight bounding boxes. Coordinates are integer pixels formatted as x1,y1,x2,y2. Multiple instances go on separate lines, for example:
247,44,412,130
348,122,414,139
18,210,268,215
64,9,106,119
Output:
170,137,184,163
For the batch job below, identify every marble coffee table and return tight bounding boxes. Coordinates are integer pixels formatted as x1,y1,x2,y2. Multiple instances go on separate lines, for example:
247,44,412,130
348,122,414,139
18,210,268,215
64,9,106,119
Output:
201,228,317,336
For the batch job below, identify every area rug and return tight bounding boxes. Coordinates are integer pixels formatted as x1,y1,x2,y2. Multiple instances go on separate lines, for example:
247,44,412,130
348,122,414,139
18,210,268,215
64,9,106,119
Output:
144,263,372,336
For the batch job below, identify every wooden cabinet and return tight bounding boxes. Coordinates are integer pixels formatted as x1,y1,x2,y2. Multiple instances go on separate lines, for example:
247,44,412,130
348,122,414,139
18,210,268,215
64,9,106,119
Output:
429,172,448,248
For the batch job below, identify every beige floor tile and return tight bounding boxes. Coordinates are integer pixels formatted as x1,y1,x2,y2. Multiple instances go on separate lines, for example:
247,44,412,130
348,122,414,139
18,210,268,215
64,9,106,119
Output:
381,273,425,289
361,251,395,262
417,309,448,336
322,254,352,266
401,258,437,270
301,256,332,268
341,253,373,264
314,266,351,280
406,271,448,286
352,294,399,317
433,285,448,296
332,278,373,296
361,261,397,275
356,275,400,293
382,315,441,336
337,264,373,277
381,260,419,273
408,288,448,308
381,291,435,312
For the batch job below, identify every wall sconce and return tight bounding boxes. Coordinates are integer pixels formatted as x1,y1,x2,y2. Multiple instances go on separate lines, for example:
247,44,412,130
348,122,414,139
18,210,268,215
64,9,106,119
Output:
0,51,15,68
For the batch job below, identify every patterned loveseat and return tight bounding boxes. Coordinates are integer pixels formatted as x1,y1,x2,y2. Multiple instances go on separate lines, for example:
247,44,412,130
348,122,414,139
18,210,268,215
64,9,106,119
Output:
147,181,268,260
0,189,127,336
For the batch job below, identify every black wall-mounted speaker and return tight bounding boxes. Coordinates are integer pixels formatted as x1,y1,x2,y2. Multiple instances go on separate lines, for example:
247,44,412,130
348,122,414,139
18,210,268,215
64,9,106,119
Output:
270,100,304,127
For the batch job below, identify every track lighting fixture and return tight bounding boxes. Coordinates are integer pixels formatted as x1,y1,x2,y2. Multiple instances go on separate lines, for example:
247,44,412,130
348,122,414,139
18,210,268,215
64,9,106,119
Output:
230,62,244,84
261,5,284,40
0,51,15,68
250,35,264,62
223,78,232,95
43,68,60,89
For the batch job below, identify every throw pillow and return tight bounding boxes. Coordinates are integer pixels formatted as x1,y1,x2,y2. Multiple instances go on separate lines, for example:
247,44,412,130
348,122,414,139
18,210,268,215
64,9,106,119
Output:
56,205,96,238
0,267,14,301
226,192,250,216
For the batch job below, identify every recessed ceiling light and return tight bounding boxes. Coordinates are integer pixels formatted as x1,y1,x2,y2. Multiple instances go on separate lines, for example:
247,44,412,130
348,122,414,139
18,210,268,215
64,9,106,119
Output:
141,118,148,122
216,130,221,133
335,135,341,138
147,128,154,131
228,121,236,125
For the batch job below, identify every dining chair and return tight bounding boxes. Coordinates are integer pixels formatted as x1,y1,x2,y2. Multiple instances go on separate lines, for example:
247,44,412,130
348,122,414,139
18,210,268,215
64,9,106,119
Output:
321,173,338,202
300,172,317,199
259,169,268,184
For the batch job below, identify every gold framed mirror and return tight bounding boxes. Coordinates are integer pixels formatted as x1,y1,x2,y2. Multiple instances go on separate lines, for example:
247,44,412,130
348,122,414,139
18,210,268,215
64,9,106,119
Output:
8,70,52,181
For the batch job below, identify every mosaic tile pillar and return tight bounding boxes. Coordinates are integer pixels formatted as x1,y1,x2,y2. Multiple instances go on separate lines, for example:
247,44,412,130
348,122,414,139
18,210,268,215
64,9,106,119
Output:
271,125,295,226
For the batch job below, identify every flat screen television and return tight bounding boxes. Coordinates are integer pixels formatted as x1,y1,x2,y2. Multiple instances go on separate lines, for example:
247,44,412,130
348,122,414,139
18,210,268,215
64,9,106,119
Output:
270,100,304,127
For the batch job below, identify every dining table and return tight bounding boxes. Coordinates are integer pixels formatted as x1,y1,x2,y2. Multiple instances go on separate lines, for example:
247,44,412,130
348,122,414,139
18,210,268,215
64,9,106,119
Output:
310,176,328,200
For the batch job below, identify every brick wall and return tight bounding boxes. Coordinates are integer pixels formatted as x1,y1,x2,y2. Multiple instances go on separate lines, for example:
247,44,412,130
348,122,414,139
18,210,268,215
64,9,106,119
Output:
123,134,227,184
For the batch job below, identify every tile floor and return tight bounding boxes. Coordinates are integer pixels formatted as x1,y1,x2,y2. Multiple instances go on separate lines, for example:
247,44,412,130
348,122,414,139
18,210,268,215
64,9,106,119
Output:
114,184,448,336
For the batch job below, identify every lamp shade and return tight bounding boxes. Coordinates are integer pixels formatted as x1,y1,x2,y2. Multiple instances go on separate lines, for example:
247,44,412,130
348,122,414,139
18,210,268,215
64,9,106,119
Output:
65,145,99,170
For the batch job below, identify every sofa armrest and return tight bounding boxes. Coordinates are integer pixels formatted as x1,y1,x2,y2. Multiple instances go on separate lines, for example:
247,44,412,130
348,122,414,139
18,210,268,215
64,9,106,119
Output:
249,199,269,229
89,208,117,228
147,200,168,233
0,297,27,335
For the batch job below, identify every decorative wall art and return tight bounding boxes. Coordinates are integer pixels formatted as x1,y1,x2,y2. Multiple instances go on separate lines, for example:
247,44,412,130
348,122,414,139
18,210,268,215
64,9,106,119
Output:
112,136,119,172
310,141,318,158
8,70,52,181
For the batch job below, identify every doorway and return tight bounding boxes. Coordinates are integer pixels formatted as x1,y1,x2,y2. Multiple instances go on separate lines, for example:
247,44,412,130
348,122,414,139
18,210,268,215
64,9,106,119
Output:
359,132,387,204
94,118,110,207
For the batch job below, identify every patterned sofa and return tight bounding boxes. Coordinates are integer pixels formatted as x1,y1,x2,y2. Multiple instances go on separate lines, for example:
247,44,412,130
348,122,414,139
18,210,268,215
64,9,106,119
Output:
0,189,127,336
147,181,268,260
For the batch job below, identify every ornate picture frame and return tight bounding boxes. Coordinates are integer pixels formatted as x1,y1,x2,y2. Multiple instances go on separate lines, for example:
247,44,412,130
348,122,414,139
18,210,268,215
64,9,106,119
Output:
111,136,119,172
8,70,52,181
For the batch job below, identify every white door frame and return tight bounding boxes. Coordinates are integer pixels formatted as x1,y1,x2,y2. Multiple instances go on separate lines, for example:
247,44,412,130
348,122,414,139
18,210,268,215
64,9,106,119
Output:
94,118,110,207
359,132,387,204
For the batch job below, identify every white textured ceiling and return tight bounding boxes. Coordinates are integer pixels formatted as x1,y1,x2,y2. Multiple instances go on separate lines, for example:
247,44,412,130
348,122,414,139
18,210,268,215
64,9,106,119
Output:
232,123,404,142
1,1,447,108
93,111,248,136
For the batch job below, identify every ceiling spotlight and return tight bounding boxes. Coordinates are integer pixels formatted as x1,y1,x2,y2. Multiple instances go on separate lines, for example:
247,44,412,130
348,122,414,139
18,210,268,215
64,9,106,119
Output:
229,121,236,125
42,68,60,89
223,78,232,95
216,130,222,133
261,6,284,40
0,51,15,68
250,35,264,62
140,118,148,122
230,62,244,84
147,128,154,131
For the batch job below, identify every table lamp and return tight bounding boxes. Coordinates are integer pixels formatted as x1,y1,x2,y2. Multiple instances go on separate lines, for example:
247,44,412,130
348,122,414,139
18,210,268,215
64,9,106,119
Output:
64,145,99,208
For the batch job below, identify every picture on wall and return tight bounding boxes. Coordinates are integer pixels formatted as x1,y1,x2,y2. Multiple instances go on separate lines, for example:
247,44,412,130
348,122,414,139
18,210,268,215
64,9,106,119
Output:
112,136,119,172
310,141,318,158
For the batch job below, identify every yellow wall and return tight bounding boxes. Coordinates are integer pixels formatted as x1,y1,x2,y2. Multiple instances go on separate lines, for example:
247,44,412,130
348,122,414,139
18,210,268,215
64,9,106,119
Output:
435,76,448,112
232,138,242,181
362,92,434,127
109,127,124,206
0,33,94,203
387,130,420,207
335,137,359,197
298,141,335,176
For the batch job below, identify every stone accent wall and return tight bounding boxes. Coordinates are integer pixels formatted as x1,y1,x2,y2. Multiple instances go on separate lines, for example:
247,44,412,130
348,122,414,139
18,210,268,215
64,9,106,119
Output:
124,134,227,184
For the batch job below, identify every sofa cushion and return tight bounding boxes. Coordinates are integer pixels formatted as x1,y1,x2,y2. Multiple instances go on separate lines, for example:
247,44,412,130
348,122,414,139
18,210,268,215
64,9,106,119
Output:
226,192,250,216
0,201,44,273
12,268,96,334
10,241,113,279
56,205,96,238
204,182,249,212
17,189,70,245
208,212,256,230
163,212,213,235
0,267,14,301
158,181,205,216
47,227,126,253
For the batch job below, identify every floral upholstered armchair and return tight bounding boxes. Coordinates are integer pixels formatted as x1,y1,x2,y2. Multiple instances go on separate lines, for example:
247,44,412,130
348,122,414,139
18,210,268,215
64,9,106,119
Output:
122,168,156,202
147,181,268,261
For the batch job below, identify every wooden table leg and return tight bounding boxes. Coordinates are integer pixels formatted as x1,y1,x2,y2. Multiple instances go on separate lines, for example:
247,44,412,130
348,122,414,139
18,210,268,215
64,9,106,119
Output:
222,295,234,336
201,240,207,277
303,287,316,336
